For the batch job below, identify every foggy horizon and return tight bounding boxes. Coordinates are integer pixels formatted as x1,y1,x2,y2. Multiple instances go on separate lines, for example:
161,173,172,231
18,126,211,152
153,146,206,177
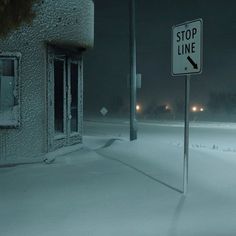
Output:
84,0,236,120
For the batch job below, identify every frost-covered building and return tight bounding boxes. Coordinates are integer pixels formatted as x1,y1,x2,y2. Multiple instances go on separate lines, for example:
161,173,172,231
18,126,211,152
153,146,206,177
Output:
0,0,94,164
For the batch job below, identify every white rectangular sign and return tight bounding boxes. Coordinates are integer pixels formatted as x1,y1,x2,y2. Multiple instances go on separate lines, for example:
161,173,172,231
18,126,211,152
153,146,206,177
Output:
172,19,203,76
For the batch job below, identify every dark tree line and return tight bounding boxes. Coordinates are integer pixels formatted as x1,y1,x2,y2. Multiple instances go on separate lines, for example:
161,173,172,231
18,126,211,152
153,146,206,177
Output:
208,92,236,113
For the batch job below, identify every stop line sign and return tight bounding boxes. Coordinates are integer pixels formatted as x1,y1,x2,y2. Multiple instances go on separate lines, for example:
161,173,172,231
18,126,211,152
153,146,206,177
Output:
172,19,203,76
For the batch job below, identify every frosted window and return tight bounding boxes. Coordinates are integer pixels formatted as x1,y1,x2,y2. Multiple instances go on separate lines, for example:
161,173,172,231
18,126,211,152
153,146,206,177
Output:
2,59,14,76
0,55,20,127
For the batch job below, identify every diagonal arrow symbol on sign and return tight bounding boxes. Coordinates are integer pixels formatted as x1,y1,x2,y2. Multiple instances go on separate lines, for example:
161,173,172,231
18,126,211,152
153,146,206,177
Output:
187,56,198,70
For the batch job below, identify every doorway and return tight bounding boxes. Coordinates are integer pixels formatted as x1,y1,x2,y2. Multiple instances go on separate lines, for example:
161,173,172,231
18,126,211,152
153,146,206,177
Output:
47,47,83,151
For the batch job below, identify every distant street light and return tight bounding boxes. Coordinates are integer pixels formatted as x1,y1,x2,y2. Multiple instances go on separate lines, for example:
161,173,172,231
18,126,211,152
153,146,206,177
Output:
136,104,141,112
191,106,205,112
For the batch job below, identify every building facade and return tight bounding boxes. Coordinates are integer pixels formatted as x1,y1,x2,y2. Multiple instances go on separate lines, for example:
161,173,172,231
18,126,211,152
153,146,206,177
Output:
0,0,94,165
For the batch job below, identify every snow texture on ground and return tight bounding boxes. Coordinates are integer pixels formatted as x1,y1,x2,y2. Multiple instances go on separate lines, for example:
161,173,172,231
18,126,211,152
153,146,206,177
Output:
1,120,236,236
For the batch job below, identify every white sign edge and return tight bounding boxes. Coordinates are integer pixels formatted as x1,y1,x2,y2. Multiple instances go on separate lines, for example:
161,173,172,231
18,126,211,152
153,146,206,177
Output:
171,18,203,77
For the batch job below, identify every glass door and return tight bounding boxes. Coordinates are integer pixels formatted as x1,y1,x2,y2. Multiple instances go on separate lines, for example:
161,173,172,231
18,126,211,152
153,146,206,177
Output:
67,58,82,145
52,56,67,150
54,58,66,136
47,47,82,151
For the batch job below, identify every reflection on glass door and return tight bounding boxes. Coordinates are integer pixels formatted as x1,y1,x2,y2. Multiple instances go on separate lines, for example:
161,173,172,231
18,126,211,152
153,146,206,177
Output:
70,62,79,133
54,59,65,134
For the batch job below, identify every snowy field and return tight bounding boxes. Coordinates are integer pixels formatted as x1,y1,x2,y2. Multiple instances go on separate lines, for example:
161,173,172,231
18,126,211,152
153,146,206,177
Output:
1,120,236,236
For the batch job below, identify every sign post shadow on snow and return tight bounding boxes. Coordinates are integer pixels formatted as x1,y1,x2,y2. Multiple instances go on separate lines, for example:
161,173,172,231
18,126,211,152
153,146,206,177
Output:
171,19,203,195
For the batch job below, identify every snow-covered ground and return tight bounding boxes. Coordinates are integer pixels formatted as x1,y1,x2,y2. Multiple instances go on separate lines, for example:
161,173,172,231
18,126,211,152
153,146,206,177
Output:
1,120,236,236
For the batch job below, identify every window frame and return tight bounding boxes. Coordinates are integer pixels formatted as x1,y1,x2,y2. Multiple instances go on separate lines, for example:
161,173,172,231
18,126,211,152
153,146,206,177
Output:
0,52,21,128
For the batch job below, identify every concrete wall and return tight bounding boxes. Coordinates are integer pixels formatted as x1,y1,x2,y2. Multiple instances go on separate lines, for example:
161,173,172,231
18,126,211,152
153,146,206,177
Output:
0,0,94,164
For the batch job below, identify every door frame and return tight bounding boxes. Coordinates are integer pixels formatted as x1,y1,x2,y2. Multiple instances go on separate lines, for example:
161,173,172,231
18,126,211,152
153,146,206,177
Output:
67,57,83,146
47,46,83,152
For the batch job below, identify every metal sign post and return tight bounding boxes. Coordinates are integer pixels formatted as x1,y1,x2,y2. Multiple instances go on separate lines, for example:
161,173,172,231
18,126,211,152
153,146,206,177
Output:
184,75,190,195
171,19,203,195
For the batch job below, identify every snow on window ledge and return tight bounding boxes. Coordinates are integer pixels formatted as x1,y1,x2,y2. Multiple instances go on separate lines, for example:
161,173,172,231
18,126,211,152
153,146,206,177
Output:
0,122,19,128
0,52,21,129
0,110,20,128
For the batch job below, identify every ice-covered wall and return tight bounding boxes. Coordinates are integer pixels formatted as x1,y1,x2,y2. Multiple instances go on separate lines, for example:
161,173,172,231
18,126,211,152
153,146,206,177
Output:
0,0,94,164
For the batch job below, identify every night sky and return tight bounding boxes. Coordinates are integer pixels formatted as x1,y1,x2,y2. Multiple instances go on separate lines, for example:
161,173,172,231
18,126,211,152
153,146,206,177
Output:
84,0,236,115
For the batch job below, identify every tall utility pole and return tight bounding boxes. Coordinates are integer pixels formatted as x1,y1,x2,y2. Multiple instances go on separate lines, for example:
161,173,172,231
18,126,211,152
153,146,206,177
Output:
129,0,137,141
